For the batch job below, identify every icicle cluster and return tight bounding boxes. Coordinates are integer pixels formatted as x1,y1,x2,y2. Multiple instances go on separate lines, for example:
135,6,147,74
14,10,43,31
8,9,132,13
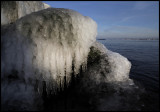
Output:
1,8,97,93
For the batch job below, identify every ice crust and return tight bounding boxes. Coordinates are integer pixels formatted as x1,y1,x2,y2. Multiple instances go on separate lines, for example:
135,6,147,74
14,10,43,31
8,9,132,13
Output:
1,8,97,91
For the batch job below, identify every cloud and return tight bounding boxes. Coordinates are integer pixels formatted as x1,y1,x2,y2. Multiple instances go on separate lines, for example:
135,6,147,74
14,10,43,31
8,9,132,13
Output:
133,1,153,10
121,16,136,22
97,25,159,38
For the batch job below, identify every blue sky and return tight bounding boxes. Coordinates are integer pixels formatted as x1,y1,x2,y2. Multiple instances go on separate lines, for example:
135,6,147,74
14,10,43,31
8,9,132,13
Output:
43,1,159,38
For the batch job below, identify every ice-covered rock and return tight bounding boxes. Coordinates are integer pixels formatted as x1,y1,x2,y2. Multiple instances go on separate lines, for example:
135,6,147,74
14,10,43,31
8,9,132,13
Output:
78,41,133,95
76,42,138,111
1,4,134,111
85,41,131,83
1,8,97,92
1,1,50,25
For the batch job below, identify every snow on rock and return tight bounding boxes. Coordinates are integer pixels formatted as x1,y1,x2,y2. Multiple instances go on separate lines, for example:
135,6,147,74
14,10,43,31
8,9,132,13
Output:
1,1,50,25
1,8,97,93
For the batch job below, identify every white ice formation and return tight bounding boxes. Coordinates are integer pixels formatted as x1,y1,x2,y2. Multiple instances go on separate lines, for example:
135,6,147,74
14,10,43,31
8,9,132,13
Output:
1,2,133,111
94,42,131,82
1,8,97,92
1,1,50,25
81,41,132,87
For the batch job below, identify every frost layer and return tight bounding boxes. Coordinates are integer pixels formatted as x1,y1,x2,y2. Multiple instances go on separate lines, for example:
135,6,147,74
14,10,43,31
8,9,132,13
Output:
1,8,97,91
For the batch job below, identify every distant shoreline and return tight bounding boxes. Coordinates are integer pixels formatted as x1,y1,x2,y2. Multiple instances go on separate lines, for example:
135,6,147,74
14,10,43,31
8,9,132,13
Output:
97,39,106,40
123,38,159,40
97,38,159,40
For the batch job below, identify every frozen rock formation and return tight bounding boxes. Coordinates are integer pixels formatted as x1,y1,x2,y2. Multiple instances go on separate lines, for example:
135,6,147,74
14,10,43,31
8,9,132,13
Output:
75,42,138,111
1,1,50,25
79,41,133,94
90,41,131,82
1,2,133,111
1,8,97,93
